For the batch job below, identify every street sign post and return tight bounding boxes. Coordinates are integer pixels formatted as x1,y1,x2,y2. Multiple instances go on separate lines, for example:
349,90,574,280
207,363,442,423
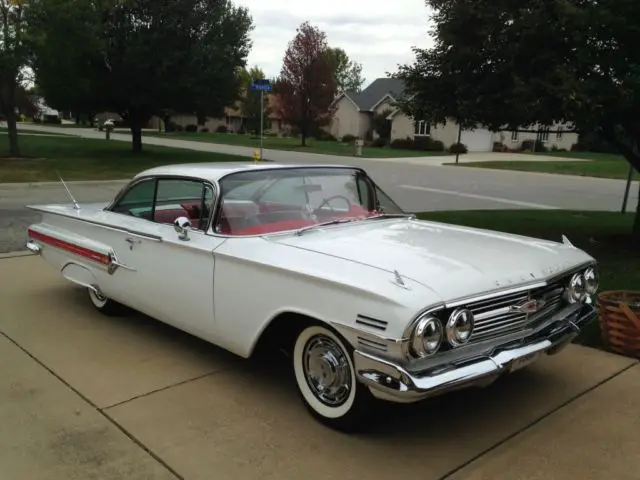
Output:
250,79,272,161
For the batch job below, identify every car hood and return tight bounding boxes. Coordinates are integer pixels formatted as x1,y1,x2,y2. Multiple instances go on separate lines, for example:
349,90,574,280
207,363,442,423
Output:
269,218,593,302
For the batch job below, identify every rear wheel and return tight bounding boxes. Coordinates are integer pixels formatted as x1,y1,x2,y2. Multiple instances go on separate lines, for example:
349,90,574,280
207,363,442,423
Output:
88,287,128,316
292,324,376,432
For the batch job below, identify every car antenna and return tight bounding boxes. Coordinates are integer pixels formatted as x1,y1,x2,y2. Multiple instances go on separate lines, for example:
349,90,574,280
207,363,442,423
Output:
56,170,80,210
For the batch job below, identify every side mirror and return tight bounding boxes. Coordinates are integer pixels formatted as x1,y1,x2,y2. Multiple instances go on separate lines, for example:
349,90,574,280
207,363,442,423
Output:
174,216,192,241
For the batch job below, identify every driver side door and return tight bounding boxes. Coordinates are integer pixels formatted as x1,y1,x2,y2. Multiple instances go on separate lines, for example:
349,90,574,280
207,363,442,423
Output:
102,176,224,341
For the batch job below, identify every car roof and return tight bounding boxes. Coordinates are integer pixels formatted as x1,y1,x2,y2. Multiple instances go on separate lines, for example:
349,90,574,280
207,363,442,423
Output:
134,162,361,183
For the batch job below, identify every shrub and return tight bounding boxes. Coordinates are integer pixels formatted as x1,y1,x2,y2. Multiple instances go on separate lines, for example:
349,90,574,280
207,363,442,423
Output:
238,124,247,134
216,125,228,133
390,138,413,149
199,127,209,133
449,142,468,154
493,141,508,152
185,124,198,132
341,134,357,143
372,137,387,148
412,136,445,151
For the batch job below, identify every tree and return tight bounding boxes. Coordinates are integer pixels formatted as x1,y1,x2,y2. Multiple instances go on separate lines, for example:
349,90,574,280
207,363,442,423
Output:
395,0,640,236
239,66,272,133
325,47,365,94
373,108,393,141
28,0,253,153
0,0,30,157
273,21,337,146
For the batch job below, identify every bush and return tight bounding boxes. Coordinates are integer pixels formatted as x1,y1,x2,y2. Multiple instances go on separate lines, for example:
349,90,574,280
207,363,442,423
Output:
42,115,61,124
185,124,198,132
216,125,228,133
342,134,356,143
449,142,468,154
493,141,508,152
199,127,209,133
238,124,247,134
389,136,445,152
372,137,387,148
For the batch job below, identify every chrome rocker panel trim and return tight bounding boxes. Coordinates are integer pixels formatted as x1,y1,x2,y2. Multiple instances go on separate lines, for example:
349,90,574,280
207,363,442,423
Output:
354,303,597,403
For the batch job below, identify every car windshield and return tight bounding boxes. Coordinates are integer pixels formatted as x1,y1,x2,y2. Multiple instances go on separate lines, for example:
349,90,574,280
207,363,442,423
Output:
214,167,405,235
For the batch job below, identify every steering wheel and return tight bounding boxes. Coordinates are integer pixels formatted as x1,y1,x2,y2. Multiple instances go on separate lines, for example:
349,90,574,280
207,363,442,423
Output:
316,195,352,212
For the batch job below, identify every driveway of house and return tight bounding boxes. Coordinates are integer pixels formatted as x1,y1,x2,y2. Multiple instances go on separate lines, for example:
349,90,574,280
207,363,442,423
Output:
1,253,639,480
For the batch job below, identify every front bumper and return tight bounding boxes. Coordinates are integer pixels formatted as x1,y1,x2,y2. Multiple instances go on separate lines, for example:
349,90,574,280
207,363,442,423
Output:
354,303,597,403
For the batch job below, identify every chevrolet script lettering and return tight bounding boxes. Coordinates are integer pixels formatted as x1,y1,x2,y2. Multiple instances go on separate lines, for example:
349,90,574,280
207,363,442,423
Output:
510,298,546,314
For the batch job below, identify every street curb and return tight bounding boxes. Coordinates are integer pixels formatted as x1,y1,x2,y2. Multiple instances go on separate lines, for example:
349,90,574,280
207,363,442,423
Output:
0,179,130,189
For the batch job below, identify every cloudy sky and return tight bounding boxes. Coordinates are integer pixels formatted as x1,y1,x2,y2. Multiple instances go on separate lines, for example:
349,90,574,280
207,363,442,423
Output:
234,0,434,88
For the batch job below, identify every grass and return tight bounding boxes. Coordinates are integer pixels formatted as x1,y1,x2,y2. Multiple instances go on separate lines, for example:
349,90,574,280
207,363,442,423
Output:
0,133,247,183
416,209,640,351
448,150,638,180
1,126,69,136
144,131,442,158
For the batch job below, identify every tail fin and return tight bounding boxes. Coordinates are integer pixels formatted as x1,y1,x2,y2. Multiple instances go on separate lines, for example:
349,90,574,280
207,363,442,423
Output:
56,170,80,210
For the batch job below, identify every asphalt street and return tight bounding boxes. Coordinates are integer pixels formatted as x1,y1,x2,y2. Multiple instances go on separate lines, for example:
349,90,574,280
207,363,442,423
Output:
1,123,638,253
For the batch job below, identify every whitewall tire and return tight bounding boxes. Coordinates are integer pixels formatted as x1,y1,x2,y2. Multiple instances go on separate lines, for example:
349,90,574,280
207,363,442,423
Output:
292,324,375,432
88,287,127,316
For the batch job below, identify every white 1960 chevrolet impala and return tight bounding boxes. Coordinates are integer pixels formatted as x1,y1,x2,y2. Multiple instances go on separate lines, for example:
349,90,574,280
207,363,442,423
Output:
26,163,598,431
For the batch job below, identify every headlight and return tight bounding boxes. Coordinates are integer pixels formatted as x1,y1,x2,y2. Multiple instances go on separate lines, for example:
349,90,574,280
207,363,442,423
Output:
565,272,586,303
410,315,443,357
446,308,475,346
583,267,599,295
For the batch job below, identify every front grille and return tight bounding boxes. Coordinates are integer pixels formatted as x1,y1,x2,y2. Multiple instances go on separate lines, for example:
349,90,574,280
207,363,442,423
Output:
467,279,568,343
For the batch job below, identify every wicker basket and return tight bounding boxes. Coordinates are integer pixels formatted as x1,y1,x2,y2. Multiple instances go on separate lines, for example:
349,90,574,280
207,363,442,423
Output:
597,291,640,358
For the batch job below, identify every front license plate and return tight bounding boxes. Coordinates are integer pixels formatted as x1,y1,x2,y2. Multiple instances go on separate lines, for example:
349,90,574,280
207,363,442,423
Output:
508,352,541,373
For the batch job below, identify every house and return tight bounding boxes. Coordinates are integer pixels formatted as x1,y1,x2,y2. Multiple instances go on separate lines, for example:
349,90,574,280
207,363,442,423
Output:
147,93,293,134
330,77,579,152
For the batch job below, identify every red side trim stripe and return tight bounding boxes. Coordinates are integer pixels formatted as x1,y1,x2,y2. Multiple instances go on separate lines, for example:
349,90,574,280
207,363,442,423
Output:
28,229,111,265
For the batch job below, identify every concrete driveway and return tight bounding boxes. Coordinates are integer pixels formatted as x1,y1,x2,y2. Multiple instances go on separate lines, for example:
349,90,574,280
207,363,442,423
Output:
2,253,639,479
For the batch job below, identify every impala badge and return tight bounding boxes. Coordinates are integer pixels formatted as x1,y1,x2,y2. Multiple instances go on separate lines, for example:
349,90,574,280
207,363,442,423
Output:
510,298,545,314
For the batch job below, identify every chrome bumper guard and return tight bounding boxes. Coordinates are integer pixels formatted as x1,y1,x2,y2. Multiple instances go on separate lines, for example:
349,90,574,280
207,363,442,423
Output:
354,303,597,402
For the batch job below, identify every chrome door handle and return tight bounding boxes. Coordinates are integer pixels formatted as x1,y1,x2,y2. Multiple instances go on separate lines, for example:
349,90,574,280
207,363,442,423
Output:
125,237,141,249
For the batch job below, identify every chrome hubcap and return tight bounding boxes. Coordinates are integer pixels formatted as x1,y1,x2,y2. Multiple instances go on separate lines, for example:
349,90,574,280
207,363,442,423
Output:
303,334,352,406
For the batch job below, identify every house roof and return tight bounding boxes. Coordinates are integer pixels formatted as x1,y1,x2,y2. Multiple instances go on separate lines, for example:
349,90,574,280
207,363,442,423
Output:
344,78,407,111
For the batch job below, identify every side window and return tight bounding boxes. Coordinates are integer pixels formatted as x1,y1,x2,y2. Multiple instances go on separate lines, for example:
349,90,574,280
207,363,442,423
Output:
259,177,307,206
111,179,156,220
154,179,214,231
374,184,404,214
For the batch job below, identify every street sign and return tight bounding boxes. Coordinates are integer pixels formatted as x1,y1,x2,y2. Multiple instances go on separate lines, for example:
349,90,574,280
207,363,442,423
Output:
251,79,272,92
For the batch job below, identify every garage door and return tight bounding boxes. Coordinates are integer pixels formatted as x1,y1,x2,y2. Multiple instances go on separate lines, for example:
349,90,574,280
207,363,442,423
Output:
461,128,494,152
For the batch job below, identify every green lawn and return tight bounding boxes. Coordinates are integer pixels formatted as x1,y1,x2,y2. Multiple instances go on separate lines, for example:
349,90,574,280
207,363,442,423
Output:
448,151,638,180
1,126,69,136
0,134,246,183
144,131,441,158
417,209,640,351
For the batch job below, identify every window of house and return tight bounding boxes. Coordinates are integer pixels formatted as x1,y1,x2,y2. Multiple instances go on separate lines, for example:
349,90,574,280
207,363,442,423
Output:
414,120,430,136
537,127,550,143
511,130,519,142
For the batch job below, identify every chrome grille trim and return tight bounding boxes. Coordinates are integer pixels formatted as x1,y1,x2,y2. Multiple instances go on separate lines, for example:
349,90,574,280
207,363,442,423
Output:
355,314,388,332
357,336,388,352
467,280,568,343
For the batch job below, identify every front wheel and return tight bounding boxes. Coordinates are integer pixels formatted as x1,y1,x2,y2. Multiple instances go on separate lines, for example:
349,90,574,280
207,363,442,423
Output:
292,324,376,432
88,286,128,316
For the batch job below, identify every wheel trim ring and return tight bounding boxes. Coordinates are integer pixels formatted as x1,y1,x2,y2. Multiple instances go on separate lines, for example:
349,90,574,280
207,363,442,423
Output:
302,334,352,407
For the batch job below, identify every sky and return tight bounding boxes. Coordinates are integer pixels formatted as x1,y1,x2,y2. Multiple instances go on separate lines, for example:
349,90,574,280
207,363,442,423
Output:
234,0,434,88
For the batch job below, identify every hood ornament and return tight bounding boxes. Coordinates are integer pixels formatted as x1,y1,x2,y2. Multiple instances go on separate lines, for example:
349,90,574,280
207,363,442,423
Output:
392,269,409,289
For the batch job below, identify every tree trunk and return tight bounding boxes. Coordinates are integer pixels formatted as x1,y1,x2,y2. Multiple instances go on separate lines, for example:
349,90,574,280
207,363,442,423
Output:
5,110,20,157
130,122,143,153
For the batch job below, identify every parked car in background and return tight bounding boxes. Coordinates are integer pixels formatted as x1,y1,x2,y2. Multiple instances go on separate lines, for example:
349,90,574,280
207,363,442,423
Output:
26,163,598,431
